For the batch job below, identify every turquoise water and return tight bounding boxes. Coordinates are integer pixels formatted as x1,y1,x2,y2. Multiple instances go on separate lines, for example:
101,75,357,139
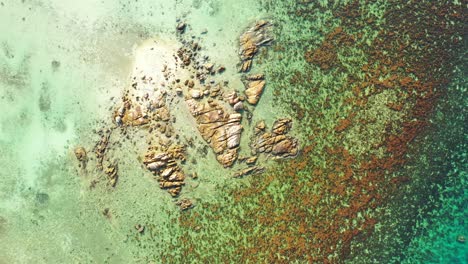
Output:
0,0,466,263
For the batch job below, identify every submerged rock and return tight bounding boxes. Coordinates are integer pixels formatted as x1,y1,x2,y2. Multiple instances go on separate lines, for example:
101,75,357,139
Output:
94,130,112,170
176,22,186,33
176,198,194,211
272,118,292,135
251,118,299,158
105,162,118,187
233,166,265,178
135,224,145,234
74,147,87,165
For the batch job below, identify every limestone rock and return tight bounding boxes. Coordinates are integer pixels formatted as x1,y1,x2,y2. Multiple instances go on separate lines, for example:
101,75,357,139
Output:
158,106,171,121
146,161,166,171
255,120,266,134
105,162,118,187
94,130,112,170
204,63,214,71
272,138,298,156
225,91,240,106
176,22,186,33
245,156,258,165
246,73,265,81
216,148,238,167
226,123,242,149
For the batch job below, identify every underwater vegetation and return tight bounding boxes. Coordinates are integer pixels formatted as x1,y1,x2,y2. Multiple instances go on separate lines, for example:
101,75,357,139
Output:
158,1,465,263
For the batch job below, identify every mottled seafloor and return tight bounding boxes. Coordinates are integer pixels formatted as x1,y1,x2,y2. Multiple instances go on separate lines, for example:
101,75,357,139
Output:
0,0,466,263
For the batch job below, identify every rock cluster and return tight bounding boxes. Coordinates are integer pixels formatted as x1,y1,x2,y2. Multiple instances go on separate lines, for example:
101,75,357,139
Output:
251,118,299,158
77,21,299,207
115,90,169,127
185,99,242,167
238,20,273,72
238,20,272,106
143,145,187,197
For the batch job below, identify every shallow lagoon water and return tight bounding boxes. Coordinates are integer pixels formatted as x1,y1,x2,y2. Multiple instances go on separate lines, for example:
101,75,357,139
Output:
0,1,466,263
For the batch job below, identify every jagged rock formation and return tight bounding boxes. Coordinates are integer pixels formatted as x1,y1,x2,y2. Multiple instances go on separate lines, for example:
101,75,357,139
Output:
252,118,299,158
238,20,273,72
143,145,187,197
238,20,272,106
185,99,242,167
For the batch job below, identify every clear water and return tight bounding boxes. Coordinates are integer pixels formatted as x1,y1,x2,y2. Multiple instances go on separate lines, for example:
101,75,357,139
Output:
0,0,465,263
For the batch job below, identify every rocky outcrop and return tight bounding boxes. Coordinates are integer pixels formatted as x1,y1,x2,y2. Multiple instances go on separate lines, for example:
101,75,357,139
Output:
143,145,186,197
244,74,266,105
239,20,273,72
185,99,242,167
252,118,298,158
114,91,169,127
94,130,112,170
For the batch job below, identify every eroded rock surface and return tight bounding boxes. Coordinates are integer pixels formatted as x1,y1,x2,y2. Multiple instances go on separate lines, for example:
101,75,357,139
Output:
239,20,273,72
94,129,112,170
244,74,266,105
143,145,187,197
176,198,194,211
252,118,299,158
185,99,242,167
